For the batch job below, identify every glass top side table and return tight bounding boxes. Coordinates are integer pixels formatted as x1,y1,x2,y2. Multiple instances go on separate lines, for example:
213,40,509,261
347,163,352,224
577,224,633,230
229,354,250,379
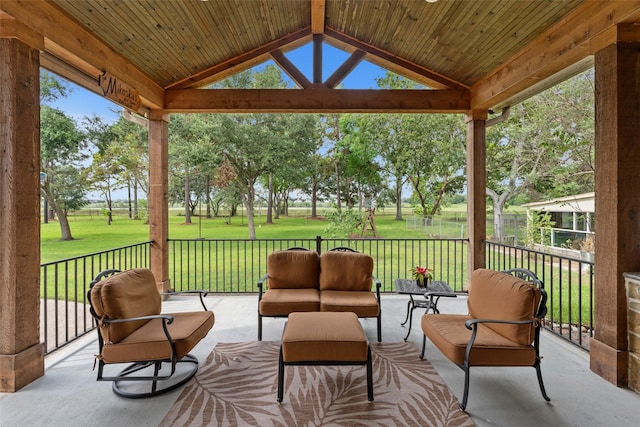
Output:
395,278,456,341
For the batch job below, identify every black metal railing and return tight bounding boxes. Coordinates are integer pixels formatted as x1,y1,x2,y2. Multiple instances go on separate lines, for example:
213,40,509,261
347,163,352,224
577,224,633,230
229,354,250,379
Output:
167,237,469,293
40,242,151,354
39,237,593,355
485,240,594,351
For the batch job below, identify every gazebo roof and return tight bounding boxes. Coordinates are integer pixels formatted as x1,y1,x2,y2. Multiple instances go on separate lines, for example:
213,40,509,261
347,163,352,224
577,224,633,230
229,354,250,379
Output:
2,1,640,113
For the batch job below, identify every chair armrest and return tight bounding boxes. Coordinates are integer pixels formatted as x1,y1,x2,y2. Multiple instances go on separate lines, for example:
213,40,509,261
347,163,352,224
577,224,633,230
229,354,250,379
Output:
372,275,382,301
464,318,534,330
462,317,538,364
102,313,175,325
161,290,209,310
257,274,268,300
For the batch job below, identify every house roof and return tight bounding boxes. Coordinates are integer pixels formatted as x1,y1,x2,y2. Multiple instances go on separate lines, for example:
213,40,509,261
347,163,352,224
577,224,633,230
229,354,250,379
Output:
2,1,640,113
522,192,595,213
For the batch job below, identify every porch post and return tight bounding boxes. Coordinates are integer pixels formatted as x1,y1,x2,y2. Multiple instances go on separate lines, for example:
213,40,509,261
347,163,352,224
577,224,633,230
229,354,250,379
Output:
590,30,640,386
0,16,45,391
148,111,171,293
465,110,487,282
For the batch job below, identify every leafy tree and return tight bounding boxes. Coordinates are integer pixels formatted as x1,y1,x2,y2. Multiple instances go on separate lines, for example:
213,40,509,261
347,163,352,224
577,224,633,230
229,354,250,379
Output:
109,115,149,220
84,116,123,224
210,65,318,239
486,69,594,241
40,103,87,240
338,114,384,210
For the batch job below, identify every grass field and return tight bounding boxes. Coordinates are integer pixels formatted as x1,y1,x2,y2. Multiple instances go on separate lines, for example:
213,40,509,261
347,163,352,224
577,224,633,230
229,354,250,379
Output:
42,203,527,263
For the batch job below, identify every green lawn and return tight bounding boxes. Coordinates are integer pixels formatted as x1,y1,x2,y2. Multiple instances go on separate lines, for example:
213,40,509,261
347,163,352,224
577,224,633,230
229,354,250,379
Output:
41,206,479,263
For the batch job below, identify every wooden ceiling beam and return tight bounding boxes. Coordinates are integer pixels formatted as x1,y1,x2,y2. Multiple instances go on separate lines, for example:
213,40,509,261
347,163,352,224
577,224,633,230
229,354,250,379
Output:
313,34,323,84
270,50,313,89
324,28,468,91
167,28,312,90
472,1,640,110
324,49,366,89
164,88,470,113
311,0,326,34
0,0,163,110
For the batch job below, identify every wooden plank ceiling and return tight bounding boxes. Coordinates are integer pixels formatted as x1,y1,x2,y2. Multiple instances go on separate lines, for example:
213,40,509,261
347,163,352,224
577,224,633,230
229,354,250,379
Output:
3,0,640,113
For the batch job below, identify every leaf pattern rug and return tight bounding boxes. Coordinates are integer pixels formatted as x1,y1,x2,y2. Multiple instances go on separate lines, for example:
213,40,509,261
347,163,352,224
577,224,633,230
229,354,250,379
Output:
160,341,474,427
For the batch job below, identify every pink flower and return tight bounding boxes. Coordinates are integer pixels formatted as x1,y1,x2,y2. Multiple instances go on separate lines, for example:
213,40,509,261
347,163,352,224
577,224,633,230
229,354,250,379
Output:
410,266,434,281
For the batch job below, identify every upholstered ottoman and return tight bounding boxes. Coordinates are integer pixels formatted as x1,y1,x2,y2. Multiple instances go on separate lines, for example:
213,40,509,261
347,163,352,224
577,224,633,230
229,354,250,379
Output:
277,311,373,402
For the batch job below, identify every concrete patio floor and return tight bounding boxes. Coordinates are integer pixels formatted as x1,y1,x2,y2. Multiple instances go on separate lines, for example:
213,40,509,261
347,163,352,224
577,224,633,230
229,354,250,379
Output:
1,294,639,426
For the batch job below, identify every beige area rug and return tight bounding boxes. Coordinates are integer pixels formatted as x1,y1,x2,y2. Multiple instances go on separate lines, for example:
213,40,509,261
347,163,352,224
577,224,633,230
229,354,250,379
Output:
160,341,474,427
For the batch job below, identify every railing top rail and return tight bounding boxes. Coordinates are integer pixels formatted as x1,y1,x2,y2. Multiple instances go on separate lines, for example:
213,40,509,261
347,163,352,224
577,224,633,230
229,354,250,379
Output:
40,241,153,267
168,237,470,242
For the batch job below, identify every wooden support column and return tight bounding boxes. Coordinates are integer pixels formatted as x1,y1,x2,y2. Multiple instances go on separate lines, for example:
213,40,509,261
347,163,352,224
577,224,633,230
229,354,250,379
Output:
0,17,45,391
148,111,170,293
590,38,640,386
465,110,488,283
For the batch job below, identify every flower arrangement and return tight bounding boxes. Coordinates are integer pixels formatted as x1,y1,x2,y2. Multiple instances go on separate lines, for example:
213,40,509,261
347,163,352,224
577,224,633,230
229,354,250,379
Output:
410,265,434,287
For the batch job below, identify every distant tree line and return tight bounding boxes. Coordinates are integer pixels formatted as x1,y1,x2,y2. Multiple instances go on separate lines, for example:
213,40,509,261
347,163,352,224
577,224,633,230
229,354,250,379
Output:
39,66,593,241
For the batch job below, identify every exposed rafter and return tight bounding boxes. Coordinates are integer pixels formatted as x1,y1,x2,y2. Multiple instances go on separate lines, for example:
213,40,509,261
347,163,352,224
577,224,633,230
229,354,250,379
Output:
167,28,312,90
324,50,366,89
270,50,313,89
323,28,468,91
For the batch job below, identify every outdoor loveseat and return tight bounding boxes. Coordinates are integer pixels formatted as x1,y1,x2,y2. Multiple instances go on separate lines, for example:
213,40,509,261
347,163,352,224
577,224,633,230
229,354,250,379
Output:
420,268,550,410
257,248,382,342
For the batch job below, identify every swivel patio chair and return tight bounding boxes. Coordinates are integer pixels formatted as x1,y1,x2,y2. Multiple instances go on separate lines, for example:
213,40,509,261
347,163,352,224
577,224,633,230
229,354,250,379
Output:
88,268,215,398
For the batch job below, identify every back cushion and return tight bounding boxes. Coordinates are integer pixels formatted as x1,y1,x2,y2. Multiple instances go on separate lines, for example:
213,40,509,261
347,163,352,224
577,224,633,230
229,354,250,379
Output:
267,250,320,289
319,251,373,291
468,269,541,345
90,268,161,343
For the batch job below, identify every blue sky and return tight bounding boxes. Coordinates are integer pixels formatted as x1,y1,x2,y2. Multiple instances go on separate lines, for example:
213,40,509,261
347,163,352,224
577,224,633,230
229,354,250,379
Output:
49,42,389,122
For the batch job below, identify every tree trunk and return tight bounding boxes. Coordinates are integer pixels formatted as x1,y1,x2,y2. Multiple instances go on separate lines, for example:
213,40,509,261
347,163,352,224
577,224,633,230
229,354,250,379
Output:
245,188,256,240
127,181,132,219
487,188,510,242
266,173,273,224
184,170,192,224
335,161,341,210
133,182,139,220
206,175,212,219
311,182,318,218
395,175,403,221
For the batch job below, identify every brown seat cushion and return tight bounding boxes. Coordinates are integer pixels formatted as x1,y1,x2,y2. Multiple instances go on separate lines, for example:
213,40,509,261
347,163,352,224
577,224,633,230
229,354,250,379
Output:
90,268,162,343
259,288,320,315
101,310,215,364
319,251,374,291
266,250,320,290
421,314,536,366
282,312,368,363
320,290,379,317
467,268,541,345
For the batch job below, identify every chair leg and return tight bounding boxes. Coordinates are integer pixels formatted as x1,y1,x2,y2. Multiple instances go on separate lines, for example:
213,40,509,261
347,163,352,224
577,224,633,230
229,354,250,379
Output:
258,314,263,341
277,346,284,403
460,363,470,411
420,335,426,359
535,360,551,401
366,346,374,401
377,315,382,342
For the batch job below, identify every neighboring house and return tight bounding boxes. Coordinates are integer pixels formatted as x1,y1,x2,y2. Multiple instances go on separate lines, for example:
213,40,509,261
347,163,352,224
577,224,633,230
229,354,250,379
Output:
522,192,594,253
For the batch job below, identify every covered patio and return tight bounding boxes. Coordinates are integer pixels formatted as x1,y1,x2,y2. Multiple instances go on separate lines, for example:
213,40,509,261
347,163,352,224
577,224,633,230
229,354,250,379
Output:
2,294,639,426
2,0,640,416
